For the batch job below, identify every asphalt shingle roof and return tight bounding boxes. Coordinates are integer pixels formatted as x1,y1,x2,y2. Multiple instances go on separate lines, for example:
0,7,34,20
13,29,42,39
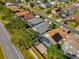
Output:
28,17,43,26
33,22,49,34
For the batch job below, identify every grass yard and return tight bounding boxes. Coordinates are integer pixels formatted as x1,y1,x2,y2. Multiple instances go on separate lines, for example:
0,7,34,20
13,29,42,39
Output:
74,10,79,15
43,13,50,17
0,46,5,59
29,7,42,12
68,23,77,28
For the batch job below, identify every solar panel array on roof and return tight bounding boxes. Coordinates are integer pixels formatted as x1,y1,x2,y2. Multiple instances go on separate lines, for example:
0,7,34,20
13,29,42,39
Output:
52,33,62,42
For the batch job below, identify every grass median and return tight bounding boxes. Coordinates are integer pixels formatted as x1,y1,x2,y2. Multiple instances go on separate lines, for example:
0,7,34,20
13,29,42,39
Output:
0,46,5,59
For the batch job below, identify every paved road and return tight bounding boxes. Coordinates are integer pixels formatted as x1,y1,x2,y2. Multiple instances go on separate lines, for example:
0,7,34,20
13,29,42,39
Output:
0,22,23,59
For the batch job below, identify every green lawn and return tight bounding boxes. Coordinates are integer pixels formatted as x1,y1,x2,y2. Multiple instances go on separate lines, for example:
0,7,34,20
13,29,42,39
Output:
0,46,5,59
68,23,77,28
43,13,50,17
29,7,43,12
74,10,79,15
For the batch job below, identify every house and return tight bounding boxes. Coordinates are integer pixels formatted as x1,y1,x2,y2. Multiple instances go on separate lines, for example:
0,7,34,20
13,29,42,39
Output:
15,10,29,17
24,14,34,20
35,43,47,54
18,2,27,7
60,27,71,33
15,10,34,20
47,28,67,44
16,0,21,2
68,15,79,20
62,33,79,58
39,3,52,8
73,3,79,8
32,22,49,34
59,6,76,18
51,8,58,16
7,5,20,12
38,36,51,48
20,0,27,2
30,47,44,59
49,1,57,5
76,25,79,31
5,2,13,6
28,17,43,27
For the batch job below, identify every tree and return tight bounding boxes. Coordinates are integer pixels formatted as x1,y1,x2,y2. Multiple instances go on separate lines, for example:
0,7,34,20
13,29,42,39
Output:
0,4,5,12
46,44,65,59
2,9,13,20
11,28,37,49
68,23,77,28
7,0,16,2
0,4,14,21
0,0,2,3
46,9,51,14
5,17,28,33
70,0,77,2
44,0,48,3
50,22,59,29
25,0,29,2
29,2,35,7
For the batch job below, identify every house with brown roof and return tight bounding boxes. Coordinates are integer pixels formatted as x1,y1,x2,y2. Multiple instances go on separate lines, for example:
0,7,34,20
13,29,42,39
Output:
51,8,58,16
24,14,34,20
15,10,34,20
68,15,79,20
47,28,68,44
7,5,20,12
15,10,29,17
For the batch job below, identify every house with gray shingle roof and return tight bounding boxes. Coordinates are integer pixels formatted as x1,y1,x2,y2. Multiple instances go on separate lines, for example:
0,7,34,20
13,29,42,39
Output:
32,22,49,34
28,17,43,27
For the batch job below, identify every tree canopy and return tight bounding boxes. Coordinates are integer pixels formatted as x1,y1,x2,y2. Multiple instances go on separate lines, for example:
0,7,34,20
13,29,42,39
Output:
0,4,37,49
50,22,59,29
46,44,65,59
11,28,37,49
5,18,27,32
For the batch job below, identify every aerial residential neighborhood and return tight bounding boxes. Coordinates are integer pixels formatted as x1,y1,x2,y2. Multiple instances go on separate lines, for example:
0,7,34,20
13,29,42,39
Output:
0,0,79,59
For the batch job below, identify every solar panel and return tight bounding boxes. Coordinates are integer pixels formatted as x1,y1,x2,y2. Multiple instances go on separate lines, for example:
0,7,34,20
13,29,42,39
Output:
52,33,62,42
